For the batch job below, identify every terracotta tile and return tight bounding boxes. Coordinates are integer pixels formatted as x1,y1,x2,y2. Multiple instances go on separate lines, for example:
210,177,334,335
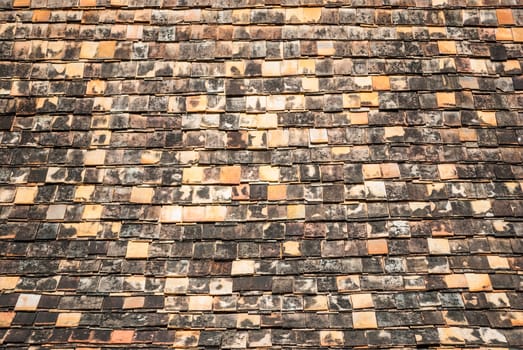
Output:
471,200,492,215
496,28,513,41
298,59,316,74
84,150,105,166
2,0,521,345
510,312,523,326
262,61,281,76
437,327,465,344
362,164,381,179
320,330,344,346
160,206,182,222
188,295,213,310
248,329,271,347
82,204,103,220
124,276,145,291
80,42,98,59
231,260,255,275
267,95,286,111
93,97,112,111
459,128,477,141
186,95,208,112
317,41,335,56
259,165,280,182
220,165,241,184
513,28,523,42
209,278,233,295
427,238,450,255
247,130,267,149
281,60,298,75
182,167,204,184
205,205,227,221
0,277,19,290
359,92,379,107
336,275,360,292
302,77,319,91
384,126,405,139
183,206,206,222
14,187,37,204
366,181,386,198
47,204,67,220
86,80,106,95
237,313,260,329
285,8,303,23
225,61,245,77
367,239,388,255
268,129,289,148
268,184,287,201
438,164,458,180
445,274,468,289
96,41,116,58
15,294,41,311
352,311,378,329
91,130,111,146
283,241,301,256
111,0,128,6
130,187,154,204
303,7,322,23
13,41,31,60
246,95,266,112
469,59,488,74
75,222,101,237
32,10,51,22
126,25,143,40
496,9,513,25
140,150,161,165
164,278,189,294
372,76,390,90
438,40,457,54
285,94,305,111
256,114,278,129
351,293,374,309
65,62,85,78
123,297,145,309
477,111,497,126
74,185,95,202
350,111,368,125
503,60,520,72
110,330,134,344
304,295,328,311
287,204,305,219
465,273,492,291
487,255,510,269
0,312,15,327
428,205,452,233
309,128,328,144
13,0,30,6
56,312,82,327
173,331,200,348
232,184,250,200
79,0,97,5
125,241,149,259
436,92,456,107
380,163,400,178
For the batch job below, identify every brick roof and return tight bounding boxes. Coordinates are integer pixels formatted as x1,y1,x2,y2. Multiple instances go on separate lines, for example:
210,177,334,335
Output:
1,0,523,348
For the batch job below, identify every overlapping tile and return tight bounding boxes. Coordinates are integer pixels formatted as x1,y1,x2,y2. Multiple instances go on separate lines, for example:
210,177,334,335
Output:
0,0,522,349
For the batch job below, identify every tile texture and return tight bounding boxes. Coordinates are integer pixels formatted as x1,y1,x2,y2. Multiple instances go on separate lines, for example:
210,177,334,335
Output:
0,0,523,349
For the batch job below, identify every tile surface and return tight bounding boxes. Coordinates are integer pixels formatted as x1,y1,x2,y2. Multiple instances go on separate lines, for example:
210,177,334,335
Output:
0,0,523,348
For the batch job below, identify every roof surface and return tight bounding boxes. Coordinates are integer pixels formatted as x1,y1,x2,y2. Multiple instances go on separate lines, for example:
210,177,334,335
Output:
1,0,523,348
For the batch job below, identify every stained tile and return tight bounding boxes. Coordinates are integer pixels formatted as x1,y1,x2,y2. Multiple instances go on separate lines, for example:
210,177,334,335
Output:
0,2,520,348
